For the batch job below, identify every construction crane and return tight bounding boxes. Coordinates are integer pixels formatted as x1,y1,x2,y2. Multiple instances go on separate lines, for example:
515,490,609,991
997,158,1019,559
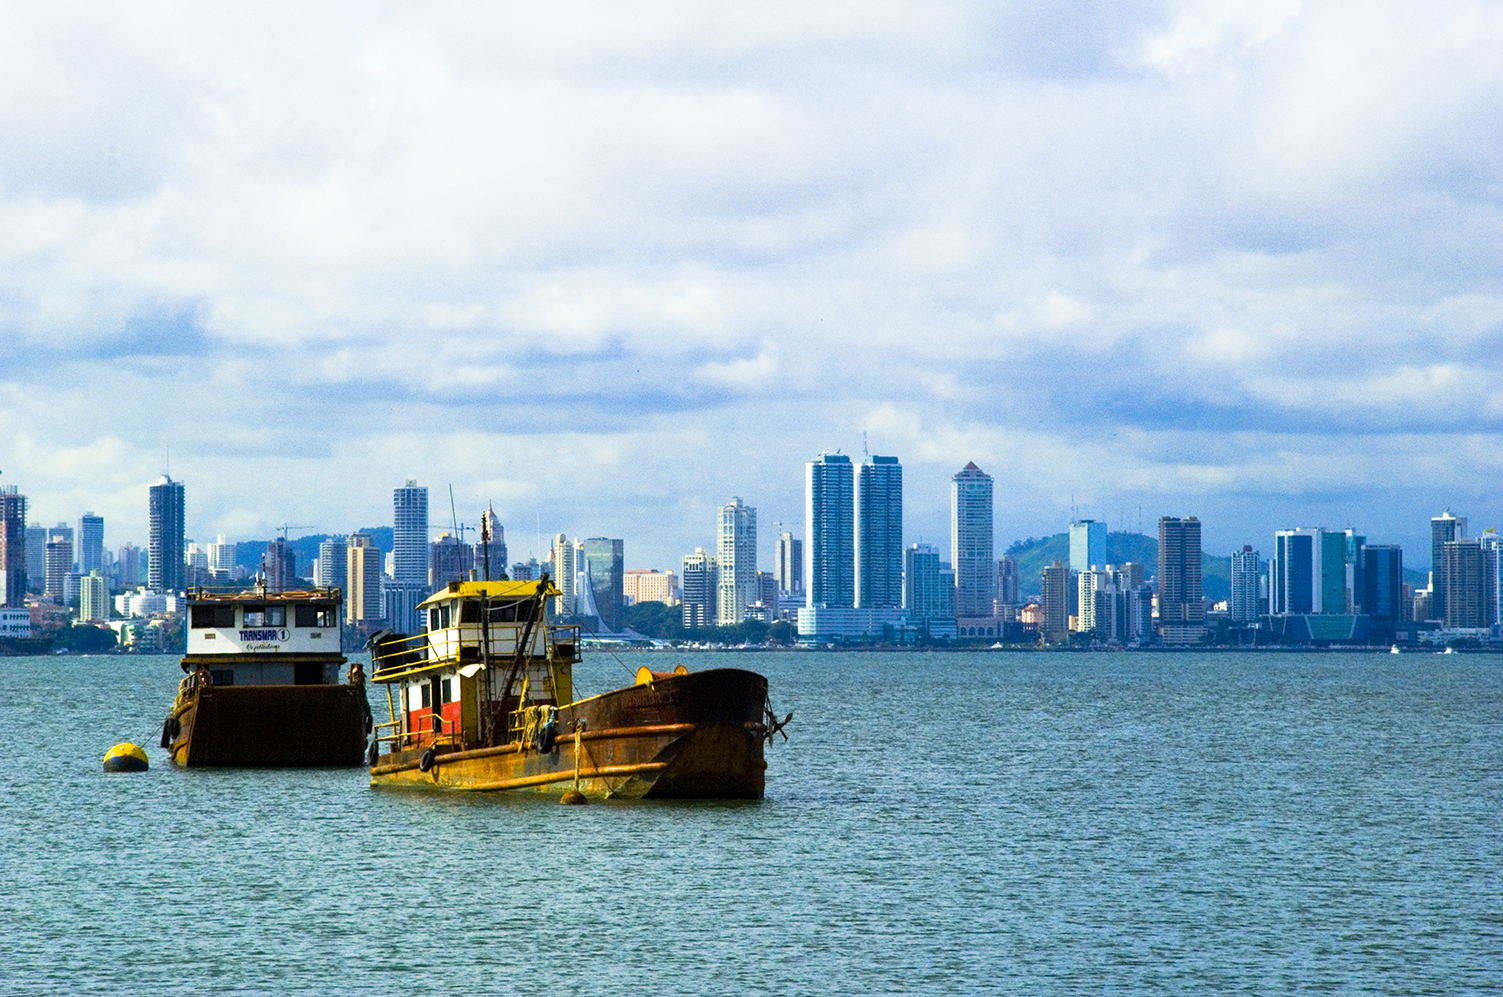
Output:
273,524,311,541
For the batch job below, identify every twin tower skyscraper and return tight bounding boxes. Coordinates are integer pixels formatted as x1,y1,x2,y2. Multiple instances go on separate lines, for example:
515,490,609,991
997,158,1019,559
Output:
805,452,903,609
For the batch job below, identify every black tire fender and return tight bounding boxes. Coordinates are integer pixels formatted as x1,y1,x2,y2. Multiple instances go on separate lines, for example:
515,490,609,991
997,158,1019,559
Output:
419,747,436,772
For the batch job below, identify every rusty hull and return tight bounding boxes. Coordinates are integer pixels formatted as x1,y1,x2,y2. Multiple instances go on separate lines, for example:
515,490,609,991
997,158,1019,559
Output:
371,667,768,799
170,684,369,767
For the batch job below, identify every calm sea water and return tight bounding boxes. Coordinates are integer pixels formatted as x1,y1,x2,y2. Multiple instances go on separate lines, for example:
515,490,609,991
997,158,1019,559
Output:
0,649,1498,996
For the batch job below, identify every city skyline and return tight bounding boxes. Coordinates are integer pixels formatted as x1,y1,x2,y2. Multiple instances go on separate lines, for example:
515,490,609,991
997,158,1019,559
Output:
1,6,1498,583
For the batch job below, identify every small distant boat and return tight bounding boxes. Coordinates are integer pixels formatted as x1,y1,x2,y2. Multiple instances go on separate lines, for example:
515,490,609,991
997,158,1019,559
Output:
1390,645,1401,654
161,584,370,767
1443,646,1456,654
366,575,780,800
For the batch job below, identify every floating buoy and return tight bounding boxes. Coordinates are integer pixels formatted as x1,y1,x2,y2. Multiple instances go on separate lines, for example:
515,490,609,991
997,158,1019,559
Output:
559,788,587,805
103,743,149,773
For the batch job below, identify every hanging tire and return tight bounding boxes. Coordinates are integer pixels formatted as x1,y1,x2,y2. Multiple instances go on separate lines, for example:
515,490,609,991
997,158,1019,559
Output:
419,747,436,772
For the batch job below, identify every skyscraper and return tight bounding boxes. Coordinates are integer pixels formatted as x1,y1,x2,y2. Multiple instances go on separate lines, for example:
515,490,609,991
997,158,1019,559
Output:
1069,520,1105,573
77,513,104,574
25,525,47,592
951,462,994,617
265,538,297,592
148,475,186,592
1270,527,1351,616
1230,545,1260,622
716,499,757,626
116,542,142,588
429,533,475,588
1430,510,1465,622
393,480,429,587
45,534,73,602
581,537,625,631
1443,539,1493,629
207,535,236,581
854,455,903,609
1157,516,1204,628
479,507,507,581
1359,544,1403,622
996,555,1019,608
318,536,348,593
806,453,854,608
79,571,108,623
347,534,384,625
0,486,25,607
680,548,718,628
775,532,803,596
903,543,954,625
550,535,576,616
1040,559,1069,641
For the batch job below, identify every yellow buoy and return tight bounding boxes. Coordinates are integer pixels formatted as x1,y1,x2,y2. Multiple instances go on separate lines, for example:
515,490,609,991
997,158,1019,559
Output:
102,743,149,773
560,788,587,805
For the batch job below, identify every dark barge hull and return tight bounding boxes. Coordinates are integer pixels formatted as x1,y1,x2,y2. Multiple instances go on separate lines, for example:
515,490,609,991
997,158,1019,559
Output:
169,685,370,767
370,667,768,799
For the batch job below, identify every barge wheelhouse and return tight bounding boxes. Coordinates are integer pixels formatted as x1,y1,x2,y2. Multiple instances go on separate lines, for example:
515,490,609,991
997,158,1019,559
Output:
369,577,771,800
162,585,370,767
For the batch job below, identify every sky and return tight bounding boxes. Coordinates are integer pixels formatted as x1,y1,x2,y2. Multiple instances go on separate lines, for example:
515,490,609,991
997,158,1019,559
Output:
1,1,1500,572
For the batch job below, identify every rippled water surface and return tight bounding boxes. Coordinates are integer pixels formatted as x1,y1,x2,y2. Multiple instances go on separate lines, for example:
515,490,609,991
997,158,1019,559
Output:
1,650,1500,995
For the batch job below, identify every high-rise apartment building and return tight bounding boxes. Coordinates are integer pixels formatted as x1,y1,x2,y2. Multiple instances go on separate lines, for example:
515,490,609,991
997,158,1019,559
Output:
716,498,757,626
806,454,854,608
550,535,576,617
1157,516,1204,627
1443,539,1494,629
429,533,474,589
1069,520,1105,574
1359,545,1404,622
1077,567,1112,633
996,555,1019,608
479,507,507,581
1430,511,1466,622
393,480,429,587
148,476,186,592
184,542,210,588
79,571,108,623
951,462,994,617
1040,559,1069,641
116,543,142,588
624,569,679,606
1230,546,1260,622
581,537,625,631
680,548,718,628
346,534,384,625
902,543,953,623
77,513,104,574
45,534,73,602
855,455,903,610
207,535,236,581
0,486,25,607
25,525,47,592
265,538,297,592
318,537,348,593
775,532,803,596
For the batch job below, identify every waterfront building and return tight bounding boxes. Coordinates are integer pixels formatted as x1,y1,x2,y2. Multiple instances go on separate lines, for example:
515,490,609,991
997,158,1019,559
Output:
393,480,429,587
1430,511,1466,622
716,499,757,626
1158,517,1205,642
1230,546,1260,622
429,533,475,589
775,532,803,596
79,570,108,623
855,455,903,609
45,534,73,602
318,537,348,593
1040,559,1069,641
265,538,297,592
1359,544,1404,622
1443,539,1494,629
148,476,186,592
680,548,718,629
1069,520,1105,574
479,507,507,580
1077,566,1112,634
346,534,384,625
1270,528,1350,616
902,543,954,628
996,555,1019,607
26,525,47,592
0,486,25,607
806,453,854,608
1484,532,1503,629
581,537,625,631
951,462,995,617
0,607,30,637
550,535,577,617
77,513,104,574
624,569,679,606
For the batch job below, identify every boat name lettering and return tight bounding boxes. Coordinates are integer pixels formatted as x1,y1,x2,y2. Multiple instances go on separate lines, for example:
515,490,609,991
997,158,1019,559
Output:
239,629,288,641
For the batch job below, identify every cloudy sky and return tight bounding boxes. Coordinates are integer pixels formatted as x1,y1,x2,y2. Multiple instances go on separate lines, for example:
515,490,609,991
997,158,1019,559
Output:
2,1,1500,571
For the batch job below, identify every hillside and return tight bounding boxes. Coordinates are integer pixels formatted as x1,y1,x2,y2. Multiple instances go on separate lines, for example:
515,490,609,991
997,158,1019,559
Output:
1004,531,1233,602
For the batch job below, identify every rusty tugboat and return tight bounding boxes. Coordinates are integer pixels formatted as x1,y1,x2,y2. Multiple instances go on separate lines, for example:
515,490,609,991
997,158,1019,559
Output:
161,584,371,766
367,572,785,800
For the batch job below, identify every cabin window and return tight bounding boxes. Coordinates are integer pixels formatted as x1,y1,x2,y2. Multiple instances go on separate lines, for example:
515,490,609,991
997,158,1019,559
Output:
265,606,285,626
243,605,284,627
459,600,480,623
210,669,234,686
420,684,431,708
190,605,234,628
429,608,441,631
441,678,453,704
490,602,516,623
242,605,265,626
295,605,336,628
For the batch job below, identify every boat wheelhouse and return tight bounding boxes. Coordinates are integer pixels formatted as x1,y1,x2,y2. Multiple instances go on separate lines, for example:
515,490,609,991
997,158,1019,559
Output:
369,576,774,799
162,586,370,767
